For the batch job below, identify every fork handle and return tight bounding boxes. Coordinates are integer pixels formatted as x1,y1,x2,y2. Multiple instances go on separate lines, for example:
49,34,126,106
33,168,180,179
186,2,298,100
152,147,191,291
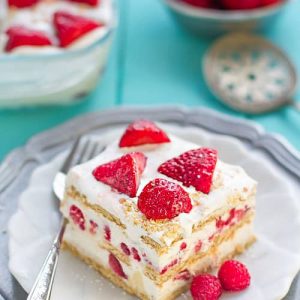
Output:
27,220,66,300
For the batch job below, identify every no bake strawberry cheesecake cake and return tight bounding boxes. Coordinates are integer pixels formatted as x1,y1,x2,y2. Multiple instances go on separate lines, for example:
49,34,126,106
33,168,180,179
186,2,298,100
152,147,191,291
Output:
0,0,113,54
60,120,257,300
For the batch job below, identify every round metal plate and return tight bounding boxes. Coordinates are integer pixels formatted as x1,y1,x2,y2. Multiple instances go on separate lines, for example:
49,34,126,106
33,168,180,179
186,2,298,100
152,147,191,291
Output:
203,33,297,113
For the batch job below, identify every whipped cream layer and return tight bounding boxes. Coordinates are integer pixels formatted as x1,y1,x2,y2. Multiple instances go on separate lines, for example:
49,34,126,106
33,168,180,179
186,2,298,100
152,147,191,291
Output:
0,0,114,54
61,134,257,270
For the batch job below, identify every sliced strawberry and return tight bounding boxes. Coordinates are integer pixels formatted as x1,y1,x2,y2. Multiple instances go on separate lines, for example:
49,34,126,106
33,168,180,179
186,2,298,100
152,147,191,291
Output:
69,205,85,230
131,247,141,262
8,0,39,8
68,0,99,6
158,148,217,194
108,253,127,279
119,120,171,148
53,11,102,48
104,225,111,241
92,152,147,197
138,178,192,220
5,26,52,52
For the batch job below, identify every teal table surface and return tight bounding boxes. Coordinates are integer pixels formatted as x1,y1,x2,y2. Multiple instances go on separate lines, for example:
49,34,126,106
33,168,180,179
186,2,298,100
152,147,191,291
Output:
0,0,299,161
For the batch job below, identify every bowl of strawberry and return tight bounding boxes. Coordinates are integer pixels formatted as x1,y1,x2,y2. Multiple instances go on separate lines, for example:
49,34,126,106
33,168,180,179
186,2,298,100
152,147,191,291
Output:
0,0,116,108
163,0,288,36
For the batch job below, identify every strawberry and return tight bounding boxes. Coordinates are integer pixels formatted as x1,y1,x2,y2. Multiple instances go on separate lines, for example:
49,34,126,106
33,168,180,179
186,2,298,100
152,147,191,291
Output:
119,120,171,148
104,225,111,241
53,11,102,47
69,205,85,230
137,178,192,220
190,274,222,300
108,253,127,279
8,0,39,8
261,0,280,6
221,0,261,10
89,220,98,234
158,148,217,194
5,26,52,52
218,260,251,291
131,247,141,262
68,0,99,6
180,0,218,8
92,152,147,197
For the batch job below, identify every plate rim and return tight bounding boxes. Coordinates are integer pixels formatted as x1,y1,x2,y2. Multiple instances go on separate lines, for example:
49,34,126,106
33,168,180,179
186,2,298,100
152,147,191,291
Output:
1,106,300,300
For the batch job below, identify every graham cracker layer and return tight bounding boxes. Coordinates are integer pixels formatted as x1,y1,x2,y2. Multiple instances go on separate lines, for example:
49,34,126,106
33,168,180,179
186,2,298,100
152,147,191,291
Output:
144,211,255,285
63,186,255,256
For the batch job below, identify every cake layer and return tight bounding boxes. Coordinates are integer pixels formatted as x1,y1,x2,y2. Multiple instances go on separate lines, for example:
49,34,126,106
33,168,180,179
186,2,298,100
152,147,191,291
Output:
63,217,255,300
61,184,255,274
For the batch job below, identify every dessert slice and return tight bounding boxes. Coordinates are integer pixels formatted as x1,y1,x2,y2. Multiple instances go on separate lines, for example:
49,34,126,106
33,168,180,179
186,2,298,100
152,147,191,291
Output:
60,120,257,300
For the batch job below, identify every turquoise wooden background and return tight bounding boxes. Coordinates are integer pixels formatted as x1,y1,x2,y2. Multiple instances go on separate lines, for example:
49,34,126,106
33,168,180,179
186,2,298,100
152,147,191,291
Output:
0,0,299,160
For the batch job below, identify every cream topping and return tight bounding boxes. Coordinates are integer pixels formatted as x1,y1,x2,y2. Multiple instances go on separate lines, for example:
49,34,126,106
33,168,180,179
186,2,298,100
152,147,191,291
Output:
64,134,257,247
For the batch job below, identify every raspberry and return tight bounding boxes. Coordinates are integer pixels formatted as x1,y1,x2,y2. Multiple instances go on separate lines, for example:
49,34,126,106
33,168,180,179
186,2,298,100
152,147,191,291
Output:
180,242,187,251
108,254,127,279
218,260,251,291
120,243,131,256
5,26,52,52
194,240,202,253
69,205,85,230
68,0,99,6
93,152,147,197
160,259,178,275
89,220,98,234
8,0,39,8
131,247,141,262
261,0,280,6
53,11,102,47
174,269,191,281
104,225,111,242
119,120,170,148
221,0,261,10
190,274,222,300
158,148,217,194
138,178,192,220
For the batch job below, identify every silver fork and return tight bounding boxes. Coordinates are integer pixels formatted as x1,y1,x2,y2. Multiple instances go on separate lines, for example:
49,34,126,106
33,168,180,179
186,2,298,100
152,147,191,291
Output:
27,137,104,300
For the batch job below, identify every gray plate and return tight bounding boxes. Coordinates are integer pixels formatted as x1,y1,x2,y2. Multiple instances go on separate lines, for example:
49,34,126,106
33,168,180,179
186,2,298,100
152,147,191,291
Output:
0,106,299,300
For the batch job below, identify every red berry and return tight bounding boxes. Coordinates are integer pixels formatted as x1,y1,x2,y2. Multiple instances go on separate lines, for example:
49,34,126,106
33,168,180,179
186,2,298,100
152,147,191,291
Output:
190,274,222,300
8,0,39,8
108,253,127,279
131,247,141,262
218,260,251,291
160,259,178,275
261,0,280,6
120,243,131,256
194,240,202,253
138,178,192,220
119,120,171,148
174,269,191,281
158,148,217,194
221,0,261,10
69,205,85,230
180,242,187,251
93,152,147,197
89,220,98,234
53,11,102,47
5,26,52,52
180,0,217,8
104,225,111,241
68,0,99,6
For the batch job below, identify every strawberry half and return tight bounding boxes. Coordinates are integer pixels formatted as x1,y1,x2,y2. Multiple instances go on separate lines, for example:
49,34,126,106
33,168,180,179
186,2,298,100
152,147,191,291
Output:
119,120,171,148
5,26,52,52
53,11,102,48
137,178,192,220
158,148,217,194
92,152,147,197
8,0,39,8
68,0,99,6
